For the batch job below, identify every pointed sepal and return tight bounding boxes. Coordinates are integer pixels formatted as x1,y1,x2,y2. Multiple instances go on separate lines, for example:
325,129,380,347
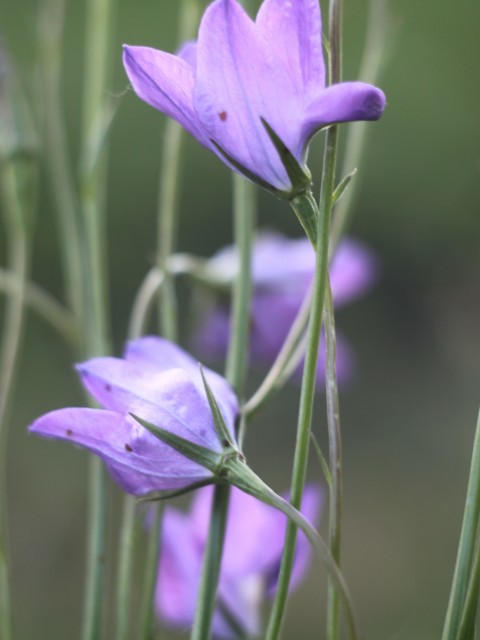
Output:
199,365,236,450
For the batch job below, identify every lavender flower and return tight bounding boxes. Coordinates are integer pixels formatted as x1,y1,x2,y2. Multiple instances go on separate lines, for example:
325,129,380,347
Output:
29,337,239,496
156,484,322,638
194,232,379,386
123,0,386,194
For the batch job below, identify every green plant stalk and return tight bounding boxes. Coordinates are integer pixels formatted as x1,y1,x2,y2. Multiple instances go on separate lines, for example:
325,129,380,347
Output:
0,158,35,640
329,0,391,251
157,0,200,340
191,172,255,638
324,283,343,640
139,504,163,640
442,409,480,640
38,0,84,324
264,129,338,640
455,536,480,640
115,497,136,640
79,0,115,637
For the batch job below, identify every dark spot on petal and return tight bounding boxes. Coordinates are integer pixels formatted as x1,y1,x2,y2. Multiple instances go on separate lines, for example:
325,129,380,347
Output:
222,439,230,448
125,443,133,452
219,111,227,122
105,383,112,392
66,429,74,437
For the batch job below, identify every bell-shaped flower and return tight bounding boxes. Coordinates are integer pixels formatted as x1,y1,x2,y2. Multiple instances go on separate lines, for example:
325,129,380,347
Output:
123,0,386,194
193,232,379,387
29,337,239,496
156,484,322,638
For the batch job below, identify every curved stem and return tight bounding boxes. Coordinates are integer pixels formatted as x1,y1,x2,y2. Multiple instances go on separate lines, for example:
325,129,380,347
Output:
0,269,79,346
0,159,34,640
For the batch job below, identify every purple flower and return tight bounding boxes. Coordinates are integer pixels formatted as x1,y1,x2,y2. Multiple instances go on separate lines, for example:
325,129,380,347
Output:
156,484,322,638
194,232,379,387
123,0,386,193
29,338,239,496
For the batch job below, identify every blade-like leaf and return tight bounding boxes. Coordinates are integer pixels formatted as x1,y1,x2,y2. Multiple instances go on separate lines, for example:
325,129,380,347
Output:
199,365,235,449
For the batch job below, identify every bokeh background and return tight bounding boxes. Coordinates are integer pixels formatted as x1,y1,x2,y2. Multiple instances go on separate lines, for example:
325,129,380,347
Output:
1,0,479,638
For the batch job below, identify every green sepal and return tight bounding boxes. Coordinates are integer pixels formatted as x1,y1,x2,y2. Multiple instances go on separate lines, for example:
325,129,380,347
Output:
199,365,236,449
223,456,359,640
130,413,222,474
332,168,357,206
289,189,319,247
261,118,312,197
138,478,215,503
211,139,281,197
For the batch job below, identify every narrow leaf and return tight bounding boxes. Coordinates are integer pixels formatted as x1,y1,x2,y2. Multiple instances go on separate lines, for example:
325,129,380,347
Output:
199,365,235,449
332,168,357,205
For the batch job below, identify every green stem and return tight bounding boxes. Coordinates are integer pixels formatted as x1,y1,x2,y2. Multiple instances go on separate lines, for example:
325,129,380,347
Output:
324,282,343,640
329,0,391,251
442,409,480,640
192,171,255,639
455,537,480,640
79,0,114,637
37,0,84,323
190,484,230,640
157,0,200,340
0,159,34,640
115,497,136,640
139,505,163,640
265,134,340,640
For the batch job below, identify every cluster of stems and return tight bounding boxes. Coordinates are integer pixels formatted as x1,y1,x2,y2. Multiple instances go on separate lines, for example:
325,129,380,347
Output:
2,1,480,640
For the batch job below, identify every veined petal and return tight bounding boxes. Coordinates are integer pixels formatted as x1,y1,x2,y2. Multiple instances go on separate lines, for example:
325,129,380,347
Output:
124,336,239,433
29,408,211,495
122,45,211,148
194,0,299,190
177,40,198,69
256,0,325,95
301,81,386,144
76,359,224,451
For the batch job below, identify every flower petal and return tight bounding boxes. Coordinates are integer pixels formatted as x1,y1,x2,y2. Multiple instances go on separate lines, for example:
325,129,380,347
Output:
76,358,224,451
194,0,298,190
124,337,239,434
256,0,325,95
301,81,386,144
177,40,198,69
122,45,211,148
29,408,211,495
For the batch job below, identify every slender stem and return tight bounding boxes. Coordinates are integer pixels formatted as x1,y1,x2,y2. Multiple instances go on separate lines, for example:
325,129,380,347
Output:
139,505,163,640
324,282,343,640
442,409,480,640
455,537,480,640
191,484,230,640
0,269,79,345
79,0,115,637
192,171,255,639
37,0,84,323
0,158,35,640
329,0,391,251
157,0,200,339
115,497,136,640
265,135,338,640
225,174,256,393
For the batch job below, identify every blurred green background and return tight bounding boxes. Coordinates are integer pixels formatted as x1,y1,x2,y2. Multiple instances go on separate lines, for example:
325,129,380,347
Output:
1,0,479,638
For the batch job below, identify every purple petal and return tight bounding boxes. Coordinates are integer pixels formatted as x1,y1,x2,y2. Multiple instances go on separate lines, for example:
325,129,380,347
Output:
29,408,211,495
124,336,239,433
194,0,298,190
177,41,198,69
330,238,379,308
76,359,225,451
301,82,386,143
122,45,212,148
256,0,325,95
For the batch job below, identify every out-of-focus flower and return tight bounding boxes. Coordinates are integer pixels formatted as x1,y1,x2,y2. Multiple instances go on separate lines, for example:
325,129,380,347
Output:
193,232,379,387
29,337,239,496
123,0,386,194
156,484,322,638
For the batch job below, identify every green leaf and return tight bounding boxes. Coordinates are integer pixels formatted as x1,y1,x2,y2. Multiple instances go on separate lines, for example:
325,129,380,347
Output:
130,413,222,474
138,478,216,503
261,118,312,196
199,366,236,449
332,168,357,205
